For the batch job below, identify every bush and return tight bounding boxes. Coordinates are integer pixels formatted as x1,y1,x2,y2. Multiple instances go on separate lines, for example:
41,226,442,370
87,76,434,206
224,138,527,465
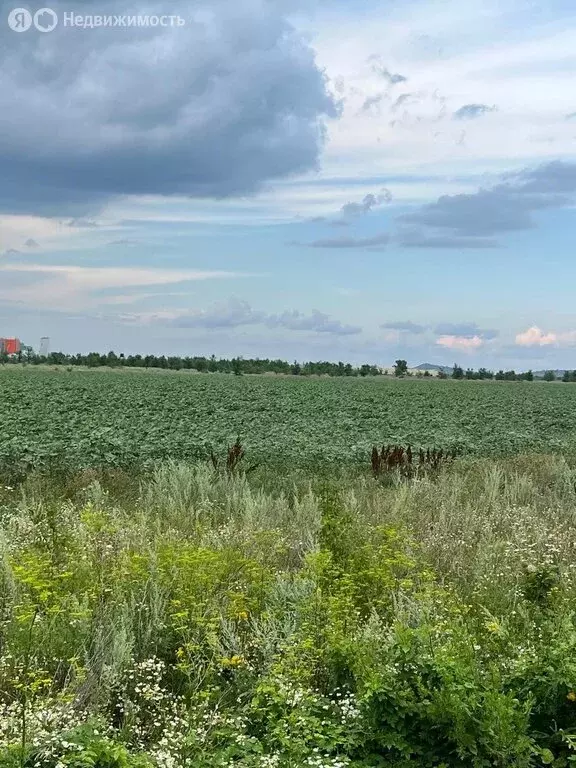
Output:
3,457,576,765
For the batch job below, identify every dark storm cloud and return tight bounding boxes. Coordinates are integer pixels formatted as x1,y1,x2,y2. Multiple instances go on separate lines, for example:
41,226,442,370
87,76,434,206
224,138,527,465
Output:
399,160,576,244
0,0,338,216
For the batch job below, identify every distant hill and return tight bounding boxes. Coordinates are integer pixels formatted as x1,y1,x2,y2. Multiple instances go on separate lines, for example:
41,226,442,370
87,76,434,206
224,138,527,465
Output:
413,363,440,371
414,363,452,374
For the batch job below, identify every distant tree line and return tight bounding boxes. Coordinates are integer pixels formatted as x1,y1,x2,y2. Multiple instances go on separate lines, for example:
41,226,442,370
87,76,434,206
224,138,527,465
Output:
451,365,576,382
394,360,573,382
392,360,533,380
448,364,536,381
1,349,383,377
447,364,575,382
2,350,573,382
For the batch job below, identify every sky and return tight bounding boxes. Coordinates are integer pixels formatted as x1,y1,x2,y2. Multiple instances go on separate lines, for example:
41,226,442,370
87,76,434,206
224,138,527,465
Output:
1,0,575,369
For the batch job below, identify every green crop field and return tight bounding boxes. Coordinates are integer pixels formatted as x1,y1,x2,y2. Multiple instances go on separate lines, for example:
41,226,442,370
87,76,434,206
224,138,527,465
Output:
5,366,576,767
1,366,576,473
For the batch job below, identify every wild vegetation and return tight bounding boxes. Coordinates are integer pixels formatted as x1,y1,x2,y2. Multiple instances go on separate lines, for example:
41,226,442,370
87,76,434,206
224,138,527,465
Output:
370,444,457,478
2,368,576,766
3,454,576,766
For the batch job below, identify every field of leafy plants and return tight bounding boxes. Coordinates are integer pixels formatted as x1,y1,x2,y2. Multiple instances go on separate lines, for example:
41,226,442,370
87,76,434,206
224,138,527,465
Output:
3,367,576,767
1,366,576,476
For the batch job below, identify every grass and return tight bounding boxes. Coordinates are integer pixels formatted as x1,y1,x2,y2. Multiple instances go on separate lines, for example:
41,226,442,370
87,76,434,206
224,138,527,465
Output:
3,367,576,765
2,454,576,766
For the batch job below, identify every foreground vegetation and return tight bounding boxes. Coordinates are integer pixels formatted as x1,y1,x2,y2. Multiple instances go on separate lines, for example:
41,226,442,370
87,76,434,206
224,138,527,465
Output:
2,454,576,766
3,367,576,479
3,368,576,765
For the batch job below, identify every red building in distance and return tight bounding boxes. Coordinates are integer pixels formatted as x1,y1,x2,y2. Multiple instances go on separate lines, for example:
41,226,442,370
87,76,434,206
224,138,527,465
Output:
0,338,21,355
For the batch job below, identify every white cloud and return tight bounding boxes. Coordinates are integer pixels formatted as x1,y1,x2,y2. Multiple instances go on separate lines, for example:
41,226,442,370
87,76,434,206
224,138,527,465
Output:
515,325,576,347
308,0,576,185
516,325,557,346
436,334,484,351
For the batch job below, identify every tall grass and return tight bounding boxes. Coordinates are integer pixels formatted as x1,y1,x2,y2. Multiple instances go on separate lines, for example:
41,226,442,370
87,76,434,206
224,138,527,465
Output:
2,455,576,766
